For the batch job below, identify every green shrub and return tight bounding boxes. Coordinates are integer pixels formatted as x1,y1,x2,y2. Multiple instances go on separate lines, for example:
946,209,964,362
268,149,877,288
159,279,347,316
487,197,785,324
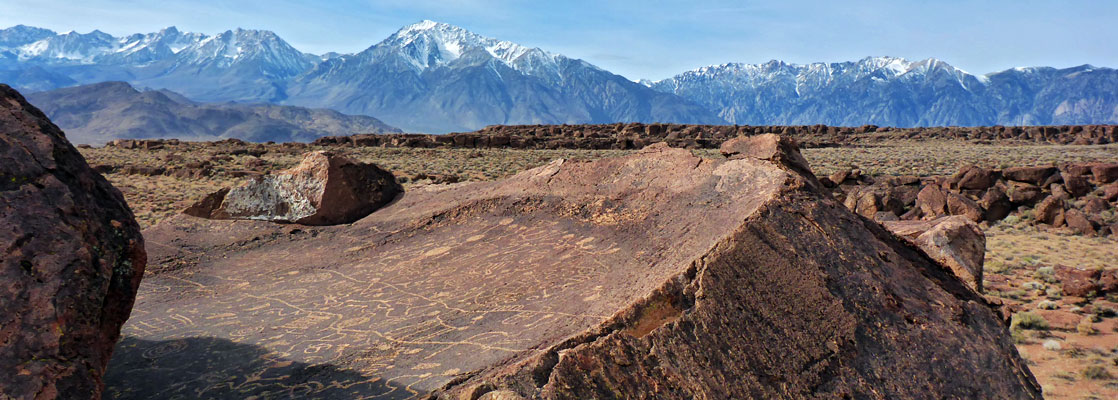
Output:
1082,365,1113,380
1011,312,1049,331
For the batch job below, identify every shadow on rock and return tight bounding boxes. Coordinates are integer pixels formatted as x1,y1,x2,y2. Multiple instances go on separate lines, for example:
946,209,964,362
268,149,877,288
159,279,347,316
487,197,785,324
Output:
105,336,412,399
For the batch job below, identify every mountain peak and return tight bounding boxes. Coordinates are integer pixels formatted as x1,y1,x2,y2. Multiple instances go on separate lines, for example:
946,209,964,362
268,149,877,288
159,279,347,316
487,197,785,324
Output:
376,20,556,74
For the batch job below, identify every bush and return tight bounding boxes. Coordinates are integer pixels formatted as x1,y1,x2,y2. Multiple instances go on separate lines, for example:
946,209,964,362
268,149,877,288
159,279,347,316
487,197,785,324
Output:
1077,318,1098,336
1082,365,1113,380
1036,300,1059,310
1034,266,1057,283
1011,312,1049,331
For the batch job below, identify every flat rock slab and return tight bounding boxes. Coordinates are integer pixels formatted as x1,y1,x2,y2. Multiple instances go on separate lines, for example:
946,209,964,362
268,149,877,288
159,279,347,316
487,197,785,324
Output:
106,143,1039,399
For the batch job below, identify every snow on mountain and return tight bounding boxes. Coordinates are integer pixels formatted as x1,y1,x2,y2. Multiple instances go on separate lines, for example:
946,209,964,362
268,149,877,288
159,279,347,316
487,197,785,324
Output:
166,28,313,78
651,56,1118,126
369,20,567,82
284,20,721,132
3,22,1116,129
0,25,56,47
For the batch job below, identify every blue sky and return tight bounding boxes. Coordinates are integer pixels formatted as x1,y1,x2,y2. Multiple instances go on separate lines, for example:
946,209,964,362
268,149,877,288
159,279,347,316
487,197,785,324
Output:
2,0,1114,80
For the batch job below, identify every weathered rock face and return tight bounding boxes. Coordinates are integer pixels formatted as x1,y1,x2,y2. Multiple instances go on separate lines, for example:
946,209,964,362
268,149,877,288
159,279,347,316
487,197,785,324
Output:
0,84,146,399
185,151,402,225
109,136,1040,399
883,216,986,293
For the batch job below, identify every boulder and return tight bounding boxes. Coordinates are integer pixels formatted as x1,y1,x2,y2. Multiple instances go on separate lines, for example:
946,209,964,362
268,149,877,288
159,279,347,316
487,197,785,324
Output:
111,138,1041,399
1103,182,1118,202
719,133,812,173
0,84,147,399
1064,209,1096,236
1002,166,1056,185
980,183,1013,221
946,192,985,222
1083,197,1110,215
1100,270,1118,294
951,165,998,190
1092,163,1118,184
1034,196,1065,225
883,216,986,293
1063,174,1092,198
917,185,950,218
187,151,402,225
1006,181,1043,205
1054,265,1101,298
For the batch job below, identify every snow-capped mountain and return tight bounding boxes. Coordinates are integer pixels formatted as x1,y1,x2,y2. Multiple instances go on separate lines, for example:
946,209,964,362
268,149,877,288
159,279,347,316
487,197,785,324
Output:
0,25,316,102
283,21,722,132
3,22,1116,131
648,57,1118,126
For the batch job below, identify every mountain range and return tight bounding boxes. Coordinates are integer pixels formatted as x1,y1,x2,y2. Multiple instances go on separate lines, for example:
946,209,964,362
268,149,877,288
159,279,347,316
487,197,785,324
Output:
25,81,399,145
2,21,1116,134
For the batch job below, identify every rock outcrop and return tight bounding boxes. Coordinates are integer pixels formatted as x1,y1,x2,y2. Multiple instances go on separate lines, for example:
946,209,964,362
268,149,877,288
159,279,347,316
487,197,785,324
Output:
184,151,401,225
884,216,986,293
827,161,1118,236
0,84,146,399
108,134,1041,399
310,123,1118,150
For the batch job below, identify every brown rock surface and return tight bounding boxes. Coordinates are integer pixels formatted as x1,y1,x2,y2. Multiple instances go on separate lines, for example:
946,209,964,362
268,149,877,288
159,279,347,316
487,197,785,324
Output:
951,165,998,190
1035,196,1065,225
0,84,146,398
190,151,402,225
1064,209,1097,236
1003,166,1057,185
1055,265,1102,298
1100,270,1118,294
105,140,1040,399
1092,163,1118,184
883,216,986,292
917,185,950,218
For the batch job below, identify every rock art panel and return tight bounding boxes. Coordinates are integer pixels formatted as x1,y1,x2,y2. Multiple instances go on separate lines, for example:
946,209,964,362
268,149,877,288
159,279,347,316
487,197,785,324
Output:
110,136,1040,399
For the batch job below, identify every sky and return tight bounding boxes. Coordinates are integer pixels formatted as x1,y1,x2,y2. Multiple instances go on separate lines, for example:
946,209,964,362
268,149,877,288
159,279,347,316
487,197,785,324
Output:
2,0,1115,80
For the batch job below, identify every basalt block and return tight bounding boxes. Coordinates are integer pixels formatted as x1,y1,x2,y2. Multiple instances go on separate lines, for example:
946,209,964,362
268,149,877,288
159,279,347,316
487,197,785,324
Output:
0,84,146,399
187,151,402,225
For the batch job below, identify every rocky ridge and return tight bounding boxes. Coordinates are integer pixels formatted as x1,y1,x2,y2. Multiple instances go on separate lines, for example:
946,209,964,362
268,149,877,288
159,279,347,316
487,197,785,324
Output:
309,123,1118,150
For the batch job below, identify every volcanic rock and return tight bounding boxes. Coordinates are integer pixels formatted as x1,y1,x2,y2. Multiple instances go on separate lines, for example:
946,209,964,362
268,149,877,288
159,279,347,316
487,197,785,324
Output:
980,183,1013,221
0,84,146,399
917,185,950,218
946,191,985,222
1104,182,1118,202
1055,265,1102,298
1006,181,1043,205
951,165,998,190
1035,196,1065,225
1100,270,1118,294
1064,209,1097,236
188,151,402,225
1003,166,1057,185
110,139,1041,399
1092,163,1118,184
1063,174,1092,198
883,216,986,293
718,133,812,173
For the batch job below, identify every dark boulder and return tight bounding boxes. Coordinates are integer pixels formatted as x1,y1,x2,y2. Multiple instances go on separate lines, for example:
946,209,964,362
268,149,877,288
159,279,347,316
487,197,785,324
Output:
0,84,146,399
1002,166,1057,185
